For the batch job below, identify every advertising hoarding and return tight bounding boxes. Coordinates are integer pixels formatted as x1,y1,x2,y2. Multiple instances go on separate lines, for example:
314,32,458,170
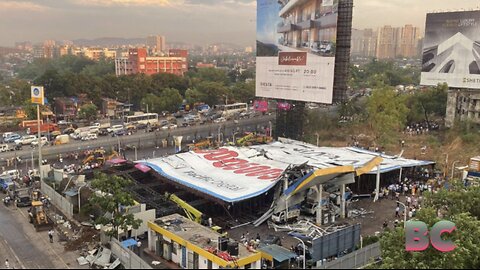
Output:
421,11,480,89
31,86,44,105
256,0,339,104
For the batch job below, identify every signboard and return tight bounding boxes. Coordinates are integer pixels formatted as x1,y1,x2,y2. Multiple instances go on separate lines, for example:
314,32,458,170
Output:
140,147,287,203
256,0,338,104
421,11,480,89
31,86,44,105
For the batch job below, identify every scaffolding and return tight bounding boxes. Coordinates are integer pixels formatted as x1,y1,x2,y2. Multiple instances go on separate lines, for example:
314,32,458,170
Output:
333,0,354,104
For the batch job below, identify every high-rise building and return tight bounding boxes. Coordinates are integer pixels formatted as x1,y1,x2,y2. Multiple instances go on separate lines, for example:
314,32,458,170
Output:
399,24,421,58
115,48,188,76
351,28,377,57
376,25,400,59
146,35,166,54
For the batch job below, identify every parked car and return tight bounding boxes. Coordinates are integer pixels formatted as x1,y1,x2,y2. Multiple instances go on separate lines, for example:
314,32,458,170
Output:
98,128,109,136
112,129,126,137
62,127,75,135
4,133,21,143
108,125,124,133
31,137,49,147
15,135,37,145
82,133,98,141
136,123,148,130
214,117,227,123
162,124,177,130
15,196,32,207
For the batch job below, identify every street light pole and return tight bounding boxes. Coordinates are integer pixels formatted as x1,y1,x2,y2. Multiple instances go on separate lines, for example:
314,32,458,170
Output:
293,237,306,269
315,133,320,147
396,201,407,228
451,160,460,180
133,146,138,161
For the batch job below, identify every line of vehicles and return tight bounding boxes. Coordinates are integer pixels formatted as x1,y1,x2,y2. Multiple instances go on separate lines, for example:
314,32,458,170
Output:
0,102,271,153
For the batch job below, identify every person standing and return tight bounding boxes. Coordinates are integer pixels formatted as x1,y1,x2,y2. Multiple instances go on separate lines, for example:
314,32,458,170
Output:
406,196,411,208
5,259,10,269
48,229,54,243
136,240,142,256
395,206,400,218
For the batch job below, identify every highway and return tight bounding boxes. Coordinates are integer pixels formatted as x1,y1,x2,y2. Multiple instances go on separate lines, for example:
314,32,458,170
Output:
0,115,275,166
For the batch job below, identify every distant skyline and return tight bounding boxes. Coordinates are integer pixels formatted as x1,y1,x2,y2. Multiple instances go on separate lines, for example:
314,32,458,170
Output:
1,0,479,47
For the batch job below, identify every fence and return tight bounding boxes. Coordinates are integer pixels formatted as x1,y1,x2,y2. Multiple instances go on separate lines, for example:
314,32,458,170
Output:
41,181,74,219
314,242,381,269
109,237,152,269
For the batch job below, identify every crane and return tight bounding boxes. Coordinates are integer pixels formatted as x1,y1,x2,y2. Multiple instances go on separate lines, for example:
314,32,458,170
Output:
164,192,223,233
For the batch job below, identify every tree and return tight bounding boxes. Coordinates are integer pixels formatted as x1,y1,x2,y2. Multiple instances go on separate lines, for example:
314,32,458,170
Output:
78,103,98,121
375,183,480,269
407,84,448,125
158,88,183,112
185,88,203,105
89,173,142,239
231,81,255,103
196,81,230,105
366,87,408,144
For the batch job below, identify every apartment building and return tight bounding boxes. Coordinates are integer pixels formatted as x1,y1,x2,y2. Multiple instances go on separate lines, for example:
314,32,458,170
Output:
115,48,188,76
146,35,166,54
277,0,338,55
351,28,376,57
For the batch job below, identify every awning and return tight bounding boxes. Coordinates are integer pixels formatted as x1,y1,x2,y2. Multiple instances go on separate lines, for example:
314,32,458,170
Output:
259,244,297,263
121,238,137,249
135,163,151,173
106,158,127,165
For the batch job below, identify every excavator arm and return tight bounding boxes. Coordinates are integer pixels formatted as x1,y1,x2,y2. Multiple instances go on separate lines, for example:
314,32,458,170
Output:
165,192,204,223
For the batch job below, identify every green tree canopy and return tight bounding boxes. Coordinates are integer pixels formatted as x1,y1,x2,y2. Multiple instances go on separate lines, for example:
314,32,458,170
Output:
376,183,480,269
78,103,98,121
367,87,409,143
89,173,142,239
196,81,230,106
231,80,255,103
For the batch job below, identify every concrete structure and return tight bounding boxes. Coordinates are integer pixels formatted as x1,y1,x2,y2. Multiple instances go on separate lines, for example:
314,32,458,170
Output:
101,98,133,119
445,89,480,127
115,48,188,76
376,25,399,59
147,214,263,269
277,0,338,51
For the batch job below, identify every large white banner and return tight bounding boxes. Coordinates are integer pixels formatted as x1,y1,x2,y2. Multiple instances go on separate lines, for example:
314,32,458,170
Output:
421,11,480,89
140,147,287,203
256,0,338,103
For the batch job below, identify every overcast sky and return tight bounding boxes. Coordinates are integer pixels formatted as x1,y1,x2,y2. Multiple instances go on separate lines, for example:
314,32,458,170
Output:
1,0,479,47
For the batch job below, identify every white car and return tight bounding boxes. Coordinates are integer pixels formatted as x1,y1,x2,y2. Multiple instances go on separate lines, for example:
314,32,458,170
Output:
31,137,49,147
214,117,227,123
82,133,98,141
0,144,10,152
162,124,177,130
107,125,124,133
15,135,37,145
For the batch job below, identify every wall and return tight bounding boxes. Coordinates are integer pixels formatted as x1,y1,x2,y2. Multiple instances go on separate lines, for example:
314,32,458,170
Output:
110,237,153,269
41,180,74,219
314,242,381,269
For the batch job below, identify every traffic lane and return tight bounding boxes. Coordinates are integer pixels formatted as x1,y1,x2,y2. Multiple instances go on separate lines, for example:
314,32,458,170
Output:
0,202,55,269
0,115,275,161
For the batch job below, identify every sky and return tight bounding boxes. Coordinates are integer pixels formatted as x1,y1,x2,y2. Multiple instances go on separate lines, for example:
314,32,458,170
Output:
1,0,479,47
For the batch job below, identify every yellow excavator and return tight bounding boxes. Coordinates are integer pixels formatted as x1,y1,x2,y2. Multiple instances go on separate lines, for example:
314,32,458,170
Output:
165,192,223,233
83,149,119,165
28,201,54,231
236,132,273,146
186,137,214,151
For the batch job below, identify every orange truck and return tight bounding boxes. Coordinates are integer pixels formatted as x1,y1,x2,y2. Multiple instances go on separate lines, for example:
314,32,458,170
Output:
26,123,59,135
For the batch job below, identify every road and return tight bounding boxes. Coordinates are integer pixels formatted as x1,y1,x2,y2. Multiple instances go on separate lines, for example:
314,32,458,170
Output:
0,115,275,167
0,196,84,269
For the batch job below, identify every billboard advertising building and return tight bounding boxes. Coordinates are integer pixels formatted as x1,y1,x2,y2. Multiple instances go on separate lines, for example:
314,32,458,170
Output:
421,11,480,89
421,11,480,127
256,0,340,104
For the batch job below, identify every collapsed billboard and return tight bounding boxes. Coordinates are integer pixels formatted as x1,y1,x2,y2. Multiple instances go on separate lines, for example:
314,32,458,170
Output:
421,11,480,89
256,0,338,103
140,147,287,203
